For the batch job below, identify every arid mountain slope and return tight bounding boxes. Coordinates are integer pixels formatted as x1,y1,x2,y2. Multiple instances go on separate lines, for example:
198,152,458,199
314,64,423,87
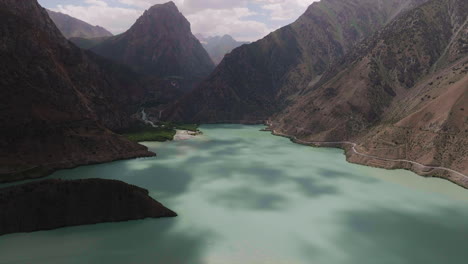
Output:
0,0,155,182
272,0,468,184
46,9,113,39
164,0,427,122
92,2,214,92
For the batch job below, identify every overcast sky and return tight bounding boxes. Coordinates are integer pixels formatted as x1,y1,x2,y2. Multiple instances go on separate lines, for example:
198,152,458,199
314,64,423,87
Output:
38,0,318,41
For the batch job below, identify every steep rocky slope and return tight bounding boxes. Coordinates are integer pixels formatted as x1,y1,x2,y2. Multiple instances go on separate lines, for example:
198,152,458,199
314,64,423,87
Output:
196,34,248,65
92,2,214,92
47,9,113,39
164,0,427,122
0,0,155,182
0,179,176,236
272,0,467,186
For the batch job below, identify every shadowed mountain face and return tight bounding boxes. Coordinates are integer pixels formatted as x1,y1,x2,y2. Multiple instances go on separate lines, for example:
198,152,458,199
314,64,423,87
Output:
69,36,110,50
0,0,155,182
164,0,428,122
46,9,113,39
92,2,215,92
273,0,468,175
196,34,249,65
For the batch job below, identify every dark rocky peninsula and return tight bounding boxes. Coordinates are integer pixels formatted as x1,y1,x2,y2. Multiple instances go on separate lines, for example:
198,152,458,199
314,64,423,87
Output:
0,179,177,236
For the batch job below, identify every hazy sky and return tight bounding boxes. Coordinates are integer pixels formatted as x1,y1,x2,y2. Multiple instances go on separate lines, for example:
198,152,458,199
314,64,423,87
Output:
38,0,318,41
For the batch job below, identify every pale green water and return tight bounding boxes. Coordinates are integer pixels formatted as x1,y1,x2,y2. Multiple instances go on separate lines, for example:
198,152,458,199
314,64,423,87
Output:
1,124,468,264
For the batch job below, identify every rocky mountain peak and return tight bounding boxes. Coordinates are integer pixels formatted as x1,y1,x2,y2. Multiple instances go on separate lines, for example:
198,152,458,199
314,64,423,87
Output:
148,1,178,12
132,1,189,34
92,1,214,92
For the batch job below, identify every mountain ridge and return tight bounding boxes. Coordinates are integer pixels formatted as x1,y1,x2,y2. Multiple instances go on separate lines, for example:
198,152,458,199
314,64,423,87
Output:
46,9,113,39
163,0,429,122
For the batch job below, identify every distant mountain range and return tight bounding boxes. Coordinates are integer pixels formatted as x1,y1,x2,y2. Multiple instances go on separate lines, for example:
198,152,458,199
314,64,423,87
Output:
196,34,249,65
46,9,113,39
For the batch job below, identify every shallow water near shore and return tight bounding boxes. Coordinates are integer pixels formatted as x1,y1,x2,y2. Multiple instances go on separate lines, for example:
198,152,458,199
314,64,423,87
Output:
1,124,467,264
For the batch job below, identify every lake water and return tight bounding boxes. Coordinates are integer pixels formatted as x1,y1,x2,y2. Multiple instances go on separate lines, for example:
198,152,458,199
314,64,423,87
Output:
1,124,468,264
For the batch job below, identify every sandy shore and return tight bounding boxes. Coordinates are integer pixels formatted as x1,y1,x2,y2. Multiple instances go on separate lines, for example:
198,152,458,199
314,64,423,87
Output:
173,130,200,141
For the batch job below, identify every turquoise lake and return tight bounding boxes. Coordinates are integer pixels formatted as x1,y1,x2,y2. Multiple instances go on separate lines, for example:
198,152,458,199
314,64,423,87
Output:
1,124,467,264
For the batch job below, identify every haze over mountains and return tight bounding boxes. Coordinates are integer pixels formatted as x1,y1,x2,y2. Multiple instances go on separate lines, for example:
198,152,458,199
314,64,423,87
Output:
196,34,249,65
1,0,466,187
46,9,112,39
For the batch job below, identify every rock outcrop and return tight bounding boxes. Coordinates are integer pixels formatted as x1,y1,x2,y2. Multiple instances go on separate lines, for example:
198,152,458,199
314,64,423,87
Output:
46,9,113,39
92,1,214,92
0,179,177,236
0,0,156,182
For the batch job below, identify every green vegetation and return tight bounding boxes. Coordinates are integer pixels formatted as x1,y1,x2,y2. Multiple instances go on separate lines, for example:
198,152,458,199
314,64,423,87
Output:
122,123,199,142
174,123,199,132
123,126,176,142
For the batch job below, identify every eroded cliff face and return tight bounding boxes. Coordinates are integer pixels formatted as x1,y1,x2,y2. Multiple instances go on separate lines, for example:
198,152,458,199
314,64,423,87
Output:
164,0,428,123
92,2,214,92
272,0,467,182
0,179,177,236
0,0,155,182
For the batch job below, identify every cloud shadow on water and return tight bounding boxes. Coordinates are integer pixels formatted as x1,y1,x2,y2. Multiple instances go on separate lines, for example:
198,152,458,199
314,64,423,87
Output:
317,168,378,184
207,186,288,211
0,218,213,264
126,165,195,200
292,176,339,197
332,206,468,264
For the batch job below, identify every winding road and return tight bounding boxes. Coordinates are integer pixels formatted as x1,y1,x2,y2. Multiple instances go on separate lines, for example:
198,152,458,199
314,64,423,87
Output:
267,122,468,180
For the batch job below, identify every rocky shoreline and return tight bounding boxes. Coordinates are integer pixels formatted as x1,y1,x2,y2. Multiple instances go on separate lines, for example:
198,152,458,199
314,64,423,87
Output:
0,179,176,236
266,126,468,189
